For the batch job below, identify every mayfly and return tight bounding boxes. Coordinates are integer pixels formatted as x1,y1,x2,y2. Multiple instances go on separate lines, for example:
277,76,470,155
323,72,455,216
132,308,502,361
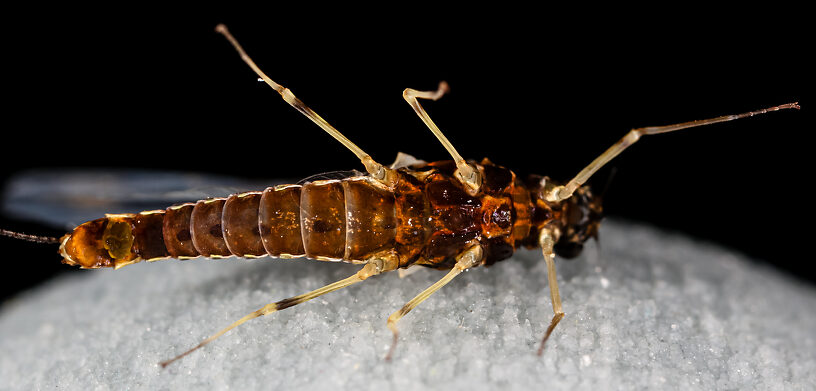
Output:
2,25,799,368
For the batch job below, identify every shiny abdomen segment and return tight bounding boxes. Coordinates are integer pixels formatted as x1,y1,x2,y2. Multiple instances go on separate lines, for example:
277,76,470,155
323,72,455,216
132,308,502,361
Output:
167,177,400,262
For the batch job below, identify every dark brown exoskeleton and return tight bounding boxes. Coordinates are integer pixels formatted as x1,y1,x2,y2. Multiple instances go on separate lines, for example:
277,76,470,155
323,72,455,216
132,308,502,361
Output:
49,25,800,367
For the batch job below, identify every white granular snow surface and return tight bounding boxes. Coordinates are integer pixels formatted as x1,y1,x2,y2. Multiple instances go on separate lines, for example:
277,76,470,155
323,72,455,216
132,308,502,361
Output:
1,220,815,390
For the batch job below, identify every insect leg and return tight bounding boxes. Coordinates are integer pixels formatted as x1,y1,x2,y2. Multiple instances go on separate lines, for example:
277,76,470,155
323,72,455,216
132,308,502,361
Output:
403,83,482,194
159,262,381,368
549,102,800,201
537,228,564,355
215,25,392,183
385,244,483,360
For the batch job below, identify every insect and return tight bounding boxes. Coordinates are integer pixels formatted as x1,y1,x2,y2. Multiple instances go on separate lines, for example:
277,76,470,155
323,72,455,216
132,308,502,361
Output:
3,25,798,368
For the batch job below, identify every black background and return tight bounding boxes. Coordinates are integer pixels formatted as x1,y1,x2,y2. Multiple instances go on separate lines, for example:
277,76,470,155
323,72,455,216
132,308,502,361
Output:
0,8,811,300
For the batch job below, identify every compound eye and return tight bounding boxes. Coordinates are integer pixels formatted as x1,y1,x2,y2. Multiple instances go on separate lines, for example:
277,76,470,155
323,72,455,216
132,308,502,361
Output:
554,241,584,259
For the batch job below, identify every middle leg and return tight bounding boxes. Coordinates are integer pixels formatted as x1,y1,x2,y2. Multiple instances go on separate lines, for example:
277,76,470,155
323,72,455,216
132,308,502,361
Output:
385,243,484,360
403,82,482,194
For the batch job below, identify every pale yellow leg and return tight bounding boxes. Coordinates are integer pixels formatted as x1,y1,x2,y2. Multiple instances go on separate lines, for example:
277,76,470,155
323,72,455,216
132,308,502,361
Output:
549,102,800,202
160,263,380,368
537,228,565,355
403,83,481,194
385,244,483,360
215,24,391,182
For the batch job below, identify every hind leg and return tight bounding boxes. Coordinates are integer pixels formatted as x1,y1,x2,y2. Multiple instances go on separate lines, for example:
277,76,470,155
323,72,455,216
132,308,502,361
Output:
216,25,393,183
160,262,381,368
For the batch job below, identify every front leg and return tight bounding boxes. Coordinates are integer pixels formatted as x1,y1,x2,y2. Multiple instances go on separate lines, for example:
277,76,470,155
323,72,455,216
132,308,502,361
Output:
549,103,799,202
538,228,565,355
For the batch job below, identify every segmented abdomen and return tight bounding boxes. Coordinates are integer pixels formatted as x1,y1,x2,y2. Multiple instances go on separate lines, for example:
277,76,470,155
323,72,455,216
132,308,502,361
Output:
170,177,399,262
59,176,402,269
